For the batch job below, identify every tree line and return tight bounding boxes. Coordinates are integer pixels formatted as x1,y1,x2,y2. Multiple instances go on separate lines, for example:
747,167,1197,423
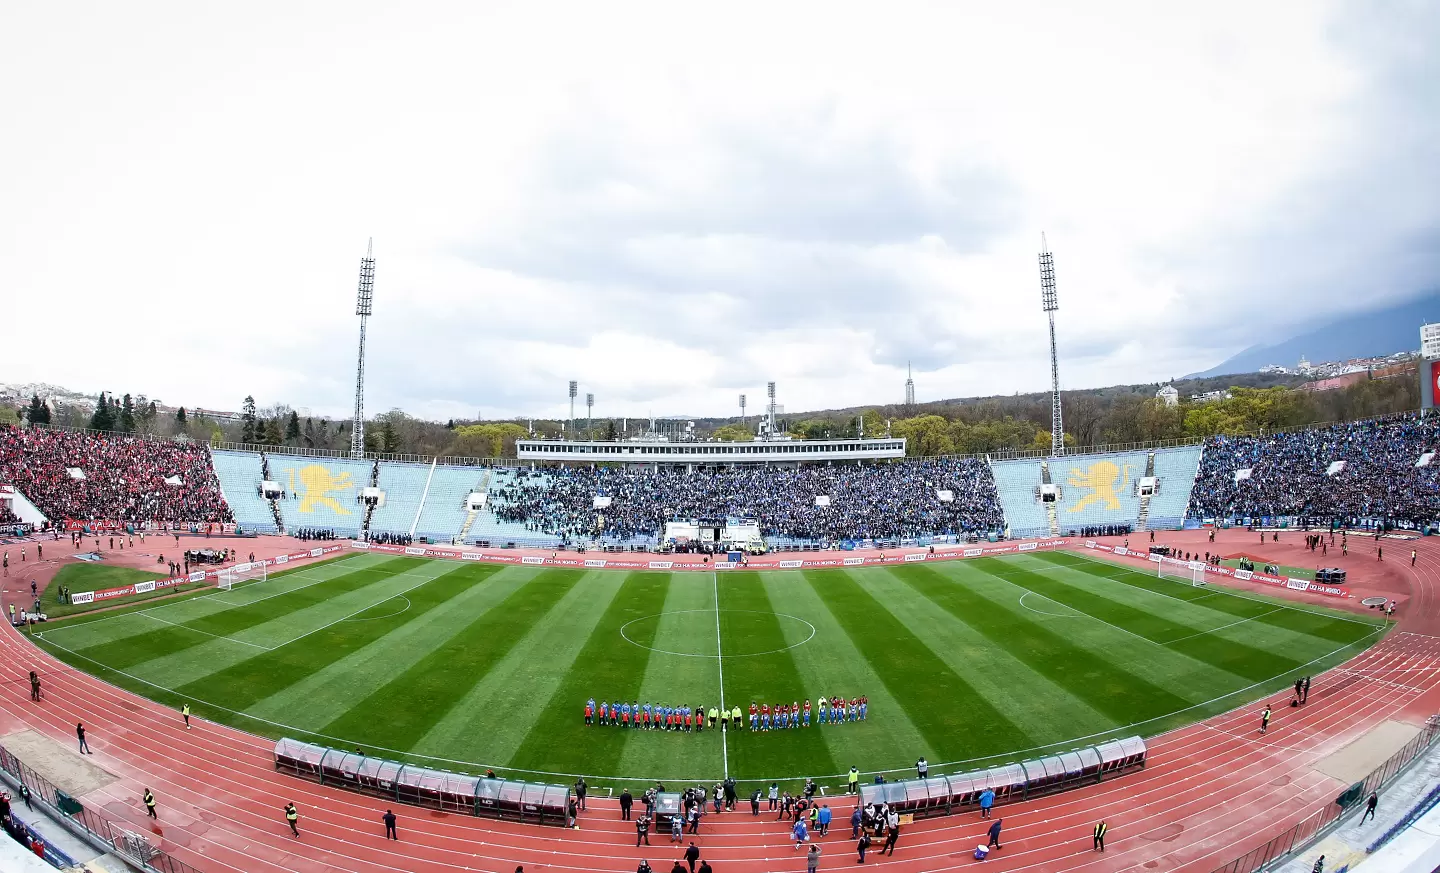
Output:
2,364,1421,460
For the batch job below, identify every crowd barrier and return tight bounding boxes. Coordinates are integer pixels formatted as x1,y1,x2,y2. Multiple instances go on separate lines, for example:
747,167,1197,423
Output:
346,537,1071,572
1210,717,1440,873
275,739,574,826
0,740,203,873
857,736,1146,819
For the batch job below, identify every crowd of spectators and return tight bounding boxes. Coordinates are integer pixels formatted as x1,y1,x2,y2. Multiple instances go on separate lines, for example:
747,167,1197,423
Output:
0,426,233,526
1187,413,1440,524
490,459,1004,544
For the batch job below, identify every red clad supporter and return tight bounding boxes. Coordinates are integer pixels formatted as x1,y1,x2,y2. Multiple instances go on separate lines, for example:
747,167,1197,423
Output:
0,426,233,526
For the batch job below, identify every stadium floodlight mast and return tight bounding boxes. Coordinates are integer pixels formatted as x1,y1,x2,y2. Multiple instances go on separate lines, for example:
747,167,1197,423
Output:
568,381,578,437
767,382,778,440
1039,233,1064,457
350,239,376,459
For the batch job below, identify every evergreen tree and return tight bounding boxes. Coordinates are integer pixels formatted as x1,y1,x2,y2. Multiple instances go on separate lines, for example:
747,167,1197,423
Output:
317,419,331,447
379,419,399,453
240,395,258,443
606,420,617,440
363,427,379,454
26,394,50,425
303,417,315,448
119,394,137,433
175,407,188,427
262,418,283,445
285,410,301,443
145,400,158,421
89,393,114,431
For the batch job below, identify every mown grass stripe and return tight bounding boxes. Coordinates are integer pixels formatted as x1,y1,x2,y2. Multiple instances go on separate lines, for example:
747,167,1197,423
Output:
507,572,670,778
804,568,1030,762
319,568,586,752
171,563,498,713
1035,551,1383,643
67,557,426,669
408,570,630,767
896,562,1196,725
973,557,1313,681
757,571,936,785
720,572,838,782
613,574,725,781
852,567,1115,755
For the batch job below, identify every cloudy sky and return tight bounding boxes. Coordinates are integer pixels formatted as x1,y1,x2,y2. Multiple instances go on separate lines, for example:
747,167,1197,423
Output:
4,1,1438,422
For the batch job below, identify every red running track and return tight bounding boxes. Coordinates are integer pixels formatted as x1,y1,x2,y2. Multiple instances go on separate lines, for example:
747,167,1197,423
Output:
2,528,1439,873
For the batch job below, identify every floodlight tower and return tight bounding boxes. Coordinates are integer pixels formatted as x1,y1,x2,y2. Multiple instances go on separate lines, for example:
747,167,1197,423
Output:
766,381,777,438
1039,233,1064,457
350,239,375,458
568,381,578,437
904,362,916,407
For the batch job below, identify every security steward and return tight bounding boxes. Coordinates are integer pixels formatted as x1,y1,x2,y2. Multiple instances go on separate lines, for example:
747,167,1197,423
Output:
1093,820,1107,852
143,788,157,819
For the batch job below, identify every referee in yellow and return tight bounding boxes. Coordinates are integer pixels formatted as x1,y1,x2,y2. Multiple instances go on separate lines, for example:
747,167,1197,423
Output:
708,706,719,728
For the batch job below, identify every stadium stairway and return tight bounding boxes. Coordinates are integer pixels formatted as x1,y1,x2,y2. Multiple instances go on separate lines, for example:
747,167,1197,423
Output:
1136,451,1156,531
366,461,431,537
211,450,279,534
413,465,487,543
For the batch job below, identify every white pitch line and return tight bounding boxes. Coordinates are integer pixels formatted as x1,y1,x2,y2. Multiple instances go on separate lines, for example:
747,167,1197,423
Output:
1161,608,1284,645
263,572,443,650
713,570,729,779
137,612,271,650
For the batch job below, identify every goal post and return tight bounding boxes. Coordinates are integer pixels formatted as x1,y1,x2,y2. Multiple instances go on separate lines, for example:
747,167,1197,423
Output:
1157,557,1207,587
217,561,267,591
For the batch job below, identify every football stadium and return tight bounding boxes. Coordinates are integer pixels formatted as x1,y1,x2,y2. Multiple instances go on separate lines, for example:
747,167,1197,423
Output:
7,9,1440,873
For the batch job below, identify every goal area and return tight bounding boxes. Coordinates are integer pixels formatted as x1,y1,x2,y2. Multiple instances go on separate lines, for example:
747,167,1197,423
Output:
217,561,267,591
1158,558,1208,587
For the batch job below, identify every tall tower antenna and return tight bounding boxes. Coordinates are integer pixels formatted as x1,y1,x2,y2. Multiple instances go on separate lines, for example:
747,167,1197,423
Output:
350,238,375,458
904,362,916,407
1039,233,1064,457
568,381,578,437
739,394,746,427
586,393,594,432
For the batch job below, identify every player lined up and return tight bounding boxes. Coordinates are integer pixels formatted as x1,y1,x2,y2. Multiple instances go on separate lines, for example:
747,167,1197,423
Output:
749,696,868,729
585,700,739,731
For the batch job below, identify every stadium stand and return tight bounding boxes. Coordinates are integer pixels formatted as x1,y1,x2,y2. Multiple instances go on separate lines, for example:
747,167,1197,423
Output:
1187,413,1440,523
489,460,1003,546
411,465,488,543
1144,445,1204,530
988,458,1052,538
1052,450,1147,532
365,461,431,537
211,450,280,533
0,426,232,525
265,455,372,538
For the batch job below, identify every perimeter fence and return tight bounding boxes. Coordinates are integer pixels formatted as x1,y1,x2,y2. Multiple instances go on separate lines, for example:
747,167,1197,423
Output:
1210,715,1440,873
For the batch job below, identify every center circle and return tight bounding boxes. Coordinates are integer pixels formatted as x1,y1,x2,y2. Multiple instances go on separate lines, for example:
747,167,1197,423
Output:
620,609,816,658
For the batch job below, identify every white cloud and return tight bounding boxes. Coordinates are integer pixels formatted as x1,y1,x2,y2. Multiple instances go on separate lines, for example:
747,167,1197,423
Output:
1,1,1435,420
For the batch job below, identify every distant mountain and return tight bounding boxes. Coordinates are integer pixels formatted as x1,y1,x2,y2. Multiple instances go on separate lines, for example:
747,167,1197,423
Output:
1188,292,1440,378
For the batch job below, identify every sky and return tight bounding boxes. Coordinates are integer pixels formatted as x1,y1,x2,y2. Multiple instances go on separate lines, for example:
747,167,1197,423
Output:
3,1,1438,422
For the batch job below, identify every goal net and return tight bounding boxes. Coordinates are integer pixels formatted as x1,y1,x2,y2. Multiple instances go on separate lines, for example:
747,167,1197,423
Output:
217,561,267,591
1158,558,1207,587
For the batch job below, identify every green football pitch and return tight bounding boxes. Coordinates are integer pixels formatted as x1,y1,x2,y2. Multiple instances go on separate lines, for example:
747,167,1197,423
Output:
32,550,1386,788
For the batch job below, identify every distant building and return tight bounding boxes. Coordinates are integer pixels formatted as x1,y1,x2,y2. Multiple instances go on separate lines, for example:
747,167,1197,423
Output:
1155,385,1179,407
1191,390,1231,404
1259,364,1289,375
1297,356,1314,375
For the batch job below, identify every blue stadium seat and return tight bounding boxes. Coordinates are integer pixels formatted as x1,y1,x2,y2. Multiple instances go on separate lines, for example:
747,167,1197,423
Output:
989,459,1050,538
367,462,432,536
267,456,372,538
1147,446,1203,530
210,450,279,534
